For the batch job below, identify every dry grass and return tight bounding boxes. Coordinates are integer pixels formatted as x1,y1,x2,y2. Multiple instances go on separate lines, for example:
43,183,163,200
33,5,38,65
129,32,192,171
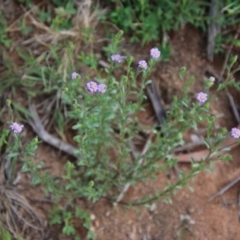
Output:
0,185,44,239
5,0,106,83
0,2,107,238
6,0,106,50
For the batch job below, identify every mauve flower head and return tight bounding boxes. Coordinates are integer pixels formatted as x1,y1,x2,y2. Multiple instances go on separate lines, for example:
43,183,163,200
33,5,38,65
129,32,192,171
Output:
231,127,240,139
71,72,80,80
10,122,24,134
196,92,208,103
98,83,107,93
111,54,124,63
138,60,148,70
150,47,161,59
86,81,98,93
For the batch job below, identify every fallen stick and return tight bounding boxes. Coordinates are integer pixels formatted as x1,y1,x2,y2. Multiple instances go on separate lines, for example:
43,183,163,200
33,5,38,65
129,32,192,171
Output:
208,175,240,202
26,104,80,159
114,134,153,204
174,127,239,163
146,80,167,125
207,0,220,61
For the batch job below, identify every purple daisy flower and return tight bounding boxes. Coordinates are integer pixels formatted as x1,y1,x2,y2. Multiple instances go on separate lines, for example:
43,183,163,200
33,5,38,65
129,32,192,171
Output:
71,72,80,80
138,60,148,70
86,81,98,93
150,48,161,59
10,122,24,134
98,83,107,93
196,92,208,103
111,54,124,63
231,127,240,139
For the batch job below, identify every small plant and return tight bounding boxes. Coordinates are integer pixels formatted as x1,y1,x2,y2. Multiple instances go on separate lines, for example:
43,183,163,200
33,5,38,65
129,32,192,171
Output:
77,52,100,70
49,204,93,239
1,31,239,239
50,2,77,31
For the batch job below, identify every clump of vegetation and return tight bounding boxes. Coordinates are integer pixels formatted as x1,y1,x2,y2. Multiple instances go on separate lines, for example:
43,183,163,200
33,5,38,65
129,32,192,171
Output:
102,0,208,44
1,0,240,239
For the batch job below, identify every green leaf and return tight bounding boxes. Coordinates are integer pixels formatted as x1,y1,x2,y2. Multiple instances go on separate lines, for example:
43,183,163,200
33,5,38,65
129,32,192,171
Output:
89,180,94,187
7,152,19,158
216,83,225,91
31,175,41,186
50,215,62,225
203,139,210,149
63,225,76,235
179,66,186,79
21,163,29,172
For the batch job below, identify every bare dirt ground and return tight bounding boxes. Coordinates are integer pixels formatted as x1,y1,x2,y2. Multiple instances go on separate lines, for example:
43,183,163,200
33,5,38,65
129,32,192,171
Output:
1,4,240,238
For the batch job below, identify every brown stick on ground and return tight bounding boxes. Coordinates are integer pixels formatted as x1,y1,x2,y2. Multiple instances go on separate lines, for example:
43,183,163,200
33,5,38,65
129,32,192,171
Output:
208,176,240,202
146,81,167,125
175,124,240,163
26,104,80,159
207,0,220,61
114,133,153,204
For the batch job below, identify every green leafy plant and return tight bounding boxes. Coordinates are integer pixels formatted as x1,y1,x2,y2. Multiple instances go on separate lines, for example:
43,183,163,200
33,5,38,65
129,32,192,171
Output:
1,32,239,239
212,0,240,54
77,52,100,70
103,0,208,45
49,205,93,238
50,2,77,31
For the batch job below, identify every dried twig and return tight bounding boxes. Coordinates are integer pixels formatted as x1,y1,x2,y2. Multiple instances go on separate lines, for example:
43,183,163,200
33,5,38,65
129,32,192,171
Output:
175,124,239,163
221,30,240,123
173,139,205,153
208,176,240,202
0,185,44,239
146,81,166,125
145,80,183,175
226,90,240,123
220,29,240,79
98,60,110,69
26,104,80,159
114,134,153,204
207,0,220,61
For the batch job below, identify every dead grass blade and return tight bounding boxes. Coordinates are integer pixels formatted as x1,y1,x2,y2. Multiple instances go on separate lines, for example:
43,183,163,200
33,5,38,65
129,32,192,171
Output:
0,185,44,239
19,0,106,48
